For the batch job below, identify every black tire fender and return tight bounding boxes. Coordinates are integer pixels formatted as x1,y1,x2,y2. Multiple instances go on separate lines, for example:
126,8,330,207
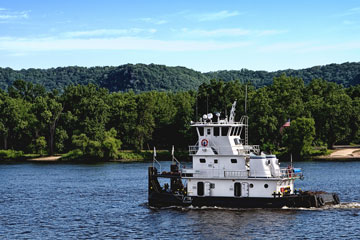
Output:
333,194,340,204
317,196,325,206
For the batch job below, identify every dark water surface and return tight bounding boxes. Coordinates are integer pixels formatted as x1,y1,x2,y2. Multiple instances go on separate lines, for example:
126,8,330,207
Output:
1,161,359,239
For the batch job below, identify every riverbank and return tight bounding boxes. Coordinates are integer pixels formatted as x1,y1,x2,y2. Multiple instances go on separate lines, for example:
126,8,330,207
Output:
0,149,191,163
313,146,360,161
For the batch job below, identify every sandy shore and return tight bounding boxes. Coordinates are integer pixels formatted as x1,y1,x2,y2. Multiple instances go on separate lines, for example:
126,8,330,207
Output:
315,147,360,160
28,156,62,161
330,148,360,158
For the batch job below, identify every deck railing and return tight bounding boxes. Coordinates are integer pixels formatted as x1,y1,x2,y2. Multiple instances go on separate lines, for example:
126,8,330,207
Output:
182,167,303,179
188,145,260,155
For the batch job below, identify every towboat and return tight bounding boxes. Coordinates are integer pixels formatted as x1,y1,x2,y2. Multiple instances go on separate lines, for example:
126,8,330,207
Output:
148,101,340,208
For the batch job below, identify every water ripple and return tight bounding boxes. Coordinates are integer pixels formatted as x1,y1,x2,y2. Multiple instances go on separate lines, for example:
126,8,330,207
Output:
1,161,360,239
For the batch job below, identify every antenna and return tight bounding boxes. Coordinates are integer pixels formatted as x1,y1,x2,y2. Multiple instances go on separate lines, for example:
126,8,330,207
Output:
245,84,248,115
206,95,209,114
244,84,249,146
196,94,198,121
229,100,237,123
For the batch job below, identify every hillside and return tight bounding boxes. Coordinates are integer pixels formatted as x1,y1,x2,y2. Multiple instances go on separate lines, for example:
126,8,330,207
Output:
205,62,360,88
0,62,360,92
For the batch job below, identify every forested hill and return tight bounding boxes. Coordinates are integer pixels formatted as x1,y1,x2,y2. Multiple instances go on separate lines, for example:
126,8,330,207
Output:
1,62,360,92
0,64,209,92
205,62,360,88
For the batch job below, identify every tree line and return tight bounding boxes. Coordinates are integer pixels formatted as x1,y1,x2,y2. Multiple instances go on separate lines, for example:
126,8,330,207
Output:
1,62,360,93
1,75,360,160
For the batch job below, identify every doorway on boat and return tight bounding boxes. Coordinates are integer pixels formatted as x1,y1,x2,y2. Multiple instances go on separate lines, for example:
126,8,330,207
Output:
234,182,241,197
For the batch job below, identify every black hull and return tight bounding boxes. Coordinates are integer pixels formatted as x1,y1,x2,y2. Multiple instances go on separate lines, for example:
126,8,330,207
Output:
149,191,340,209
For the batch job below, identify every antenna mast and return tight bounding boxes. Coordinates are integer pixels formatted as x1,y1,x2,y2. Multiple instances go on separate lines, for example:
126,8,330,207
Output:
244,84,248,146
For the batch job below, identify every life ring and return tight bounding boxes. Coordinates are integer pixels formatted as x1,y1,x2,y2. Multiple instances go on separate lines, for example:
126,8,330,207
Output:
201,139,208,147
317,196,325,206
333,194,340,204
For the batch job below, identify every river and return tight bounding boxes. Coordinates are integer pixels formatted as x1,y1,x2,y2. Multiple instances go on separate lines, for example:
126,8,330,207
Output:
1,161,359,239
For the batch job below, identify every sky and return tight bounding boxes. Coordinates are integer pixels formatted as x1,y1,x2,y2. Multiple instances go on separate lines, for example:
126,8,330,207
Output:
0,0,360,72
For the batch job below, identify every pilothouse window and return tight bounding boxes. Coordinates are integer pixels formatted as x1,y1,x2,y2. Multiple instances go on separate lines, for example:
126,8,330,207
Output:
221,127,229,136
214,127,219,136
198,127,204,136
200,158,206,163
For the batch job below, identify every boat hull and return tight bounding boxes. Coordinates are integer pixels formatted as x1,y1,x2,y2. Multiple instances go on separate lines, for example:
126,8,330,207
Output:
148,166,340,209
149,191,340,209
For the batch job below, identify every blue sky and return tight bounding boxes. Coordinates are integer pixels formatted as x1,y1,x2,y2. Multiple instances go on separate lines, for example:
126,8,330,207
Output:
0,0,359,72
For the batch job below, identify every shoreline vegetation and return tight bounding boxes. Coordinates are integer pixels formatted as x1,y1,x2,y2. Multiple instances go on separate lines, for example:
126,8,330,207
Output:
1,74,360,162
0,150,191,163
1,147,360,163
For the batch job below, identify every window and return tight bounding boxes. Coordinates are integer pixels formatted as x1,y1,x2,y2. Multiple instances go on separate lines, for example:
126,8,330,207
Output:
231,159,237,163
200,158,206,163
197,182,204,196
236,127,242,136
221,127,229,136
230,127,235,136
234,138,240,145
198,127,204,136
264,184,269,188
234,182,241,197
214,159,218,164
210,183,215,189
214,127,219,136
231,127,238,136
207,128,211,135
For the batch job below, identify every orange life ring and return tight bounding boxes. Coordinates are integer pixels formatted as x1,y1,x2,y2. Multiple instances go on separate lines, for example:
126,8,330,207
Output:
201,139,208,147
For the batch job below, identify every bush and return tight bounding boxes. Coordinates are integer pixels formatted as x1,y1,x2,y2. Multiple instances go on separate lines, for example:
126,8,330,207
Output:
61,149,83,160
0,149,24,160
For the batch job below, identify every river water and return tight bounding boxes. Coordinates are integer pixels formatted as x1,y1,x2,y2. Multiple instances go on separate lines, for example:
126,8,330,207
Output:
1,161,359,239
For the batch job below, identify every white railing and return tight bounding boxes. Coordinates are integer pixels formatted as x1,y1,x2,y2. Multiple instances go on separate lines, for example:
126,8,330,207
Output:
182,168,303,179
188,145,260,155
224,170,248,178
280,168,303,179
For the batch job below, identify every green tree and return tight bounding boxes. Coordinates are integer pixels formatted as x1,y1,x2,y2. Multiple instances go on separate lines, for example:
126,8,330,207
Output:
134,92,155,150
306,79,352,148
284,117,315,158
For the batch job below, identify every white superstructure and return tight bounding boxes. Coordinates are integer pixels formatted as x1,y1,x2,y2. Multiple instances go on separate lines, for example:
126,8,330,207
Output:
182,101,300,199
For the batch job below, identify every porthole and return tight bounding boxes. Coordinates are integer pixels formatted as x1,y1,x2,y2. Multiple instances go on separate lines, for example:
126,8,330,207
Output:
264,184,269,188
250,183,254,188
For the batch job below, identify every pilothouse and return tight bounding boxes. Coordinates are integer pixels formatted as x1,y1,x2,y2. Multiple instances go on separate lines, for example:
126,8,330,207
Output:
148,101,340,208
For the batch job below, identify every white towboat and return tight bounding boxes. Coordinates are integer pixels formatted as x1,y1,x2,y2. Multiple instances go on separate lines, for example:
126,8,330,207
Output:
148,101,340,208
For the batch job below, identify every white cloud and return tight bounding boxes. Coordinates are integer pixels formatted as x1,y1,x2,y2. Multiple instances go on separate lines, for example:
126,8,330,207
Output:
258,41,360,53
139,17,167,25
0,10,29,20
343,20,355,25
0,8,7,11
63,28,157,38
180,28,284,37
195,10,240,21
0,36,251,52
182,28,250,37
336,7,360,17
